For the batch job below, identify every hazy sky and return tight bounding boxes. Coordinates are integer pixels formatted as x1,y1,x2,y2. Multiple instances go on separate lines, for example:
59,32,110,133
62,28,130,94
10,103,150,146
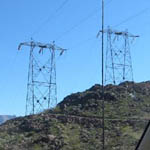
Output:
0,0,150,115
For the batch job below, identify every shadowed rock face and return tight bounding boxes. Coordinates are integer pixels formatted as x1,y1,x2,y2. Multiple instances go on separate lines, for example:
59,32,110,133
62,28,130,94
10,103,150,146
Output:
0,115,16,124
0,81,150,150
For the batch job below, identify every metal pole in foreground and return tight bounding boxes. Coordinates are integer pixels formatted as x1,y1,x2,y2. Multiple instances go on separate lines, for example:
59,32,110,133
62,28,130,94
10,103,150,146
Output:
101,0,105,149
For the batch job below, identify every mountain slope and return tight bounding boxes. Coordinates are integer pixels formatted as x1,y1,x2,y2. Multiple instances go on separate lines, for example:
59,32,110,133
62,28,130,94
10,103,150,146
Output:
0,81,150,150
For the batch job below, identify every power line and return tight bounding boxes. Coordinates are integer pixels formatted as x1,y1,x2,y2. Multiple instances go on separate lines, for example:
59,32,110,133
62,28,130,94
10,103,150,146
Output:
55,0,69,12
55,0,113,42
55,8,99,41
113,7,150,28
30,0,69,37
105,0,113,6
70,36,96,50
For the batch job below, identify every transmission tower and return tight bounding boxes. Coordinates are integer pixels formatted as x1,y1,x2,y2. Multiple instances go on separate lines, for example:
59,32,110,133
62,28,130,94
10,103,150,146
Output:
99,27,139,85
97,25,139,149
18,40,66,115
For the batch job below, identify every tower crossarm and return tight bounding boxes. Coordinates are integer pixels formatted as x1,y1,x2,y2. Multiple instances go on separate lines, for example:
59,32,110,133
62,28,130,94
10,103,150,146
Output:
46,42,67,55
97,28,139,38
18,41,67,55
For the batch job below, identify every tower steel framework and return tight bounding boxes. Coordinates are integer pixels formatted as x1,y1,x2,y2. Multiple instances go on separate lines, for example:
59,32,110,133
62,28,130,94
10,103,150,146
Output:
18,40,66,115
99,27,139,85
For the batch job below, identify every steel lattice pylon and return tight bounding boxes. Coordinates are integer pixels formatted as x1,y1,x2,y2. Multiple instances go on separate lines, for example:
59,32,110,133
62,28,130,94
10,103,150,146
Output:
104,27,139,85
18,40,66,115
97,25,139,150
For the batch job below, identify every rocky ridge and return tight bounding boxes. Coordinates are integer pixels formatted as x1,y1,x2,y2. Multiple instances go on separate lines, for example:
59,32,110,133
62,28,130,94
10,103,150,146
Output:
0,81,150,150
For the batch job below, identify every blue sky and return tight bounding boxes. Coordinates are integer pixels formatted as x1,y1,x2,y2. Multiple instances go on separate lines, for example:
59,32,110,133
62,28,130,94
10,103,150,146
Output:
0,0,150,115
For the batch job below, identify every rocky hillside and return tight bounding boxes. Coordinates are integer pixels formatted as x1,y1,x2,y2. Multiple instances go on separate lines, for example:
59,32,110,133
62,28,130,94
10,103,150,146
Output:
0,115,16,125
0,81,150,150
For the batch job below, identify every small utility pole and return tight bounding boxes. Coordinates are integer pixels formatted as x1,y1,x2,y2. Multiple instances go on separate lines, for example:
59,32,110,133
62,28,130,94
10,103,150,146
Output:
101,0,105,149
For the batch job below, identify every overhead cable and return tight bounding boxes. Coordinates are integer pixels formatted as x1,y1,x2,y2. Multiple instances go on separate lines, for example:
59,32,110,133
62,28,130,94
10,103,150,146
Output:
55,0,113,42
31,0,69,37
113,7,150,28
